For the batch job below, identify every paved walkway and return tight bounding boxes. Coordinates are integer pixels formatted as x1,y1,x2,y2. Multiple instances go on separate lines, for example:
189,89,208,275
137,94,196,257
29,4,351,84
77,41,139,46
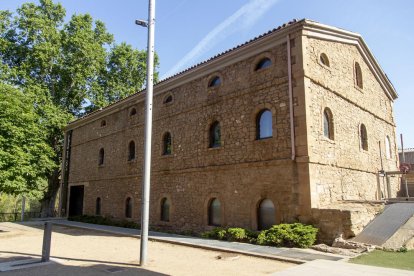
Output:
26,219,343,264
3,220,414,275
271,259,414,276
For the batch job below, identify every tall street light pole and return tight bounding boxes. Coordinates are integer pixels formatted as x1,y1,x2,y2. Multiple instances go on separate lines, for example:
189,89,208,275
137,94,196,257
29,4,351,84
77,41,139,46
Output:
136,0,155,266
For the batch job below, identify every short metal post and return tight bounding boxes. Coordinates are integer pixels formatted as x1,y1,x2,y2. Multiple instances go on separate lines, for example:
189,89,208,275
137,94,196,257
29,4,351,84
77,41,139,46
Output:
41,222,52,262
21,196,25,222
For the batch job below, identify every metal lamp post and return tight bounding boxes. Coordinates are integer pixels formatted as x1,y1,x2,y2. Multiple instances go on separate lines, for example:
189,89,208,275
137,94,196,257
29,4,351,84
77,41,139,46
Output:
136,0,156,266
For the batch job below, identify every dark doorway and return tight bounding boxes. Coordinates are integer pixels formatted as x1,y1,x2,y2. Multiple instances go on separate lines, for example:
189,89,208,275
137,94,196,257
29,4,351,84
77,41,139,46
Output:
69,185,84,217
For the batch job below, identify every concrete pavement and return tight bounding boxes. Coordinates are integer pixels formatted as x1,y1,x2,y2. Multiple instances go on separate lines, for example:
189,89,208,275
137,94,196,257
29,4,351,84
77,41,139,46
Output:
47,219,343,263
271,259,414,276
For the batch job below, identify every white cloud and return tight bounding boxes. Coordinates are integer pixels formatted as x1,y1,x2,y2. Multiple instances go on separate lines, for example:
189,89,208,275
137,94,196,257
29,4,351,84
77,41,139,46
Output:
162,0,279,79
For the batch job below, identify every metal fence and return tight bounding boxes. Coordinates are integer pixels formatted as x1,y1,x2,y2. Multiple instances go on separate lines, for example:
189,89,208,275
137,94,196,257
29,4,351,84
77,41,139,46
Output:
0,212,41,222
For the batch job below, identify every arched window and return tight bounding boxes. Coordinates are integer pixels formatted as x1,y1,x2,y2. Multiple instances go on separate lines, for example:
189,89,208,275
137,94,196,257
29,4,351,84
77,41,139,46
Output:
130,108,137,117
385,136,391,159
160,197,170,222
100,120,106,127
256,109,272,139
208,76,221,88
98,148,105,165
323,108,334,140
355,62,363,89
164,95,173,104
163,132,172,155
320,53,330,67
360,124,368,151
258,199,275,230
125,197,132,218
95,197,101,216
128,141,136,161
208,198,221,226
255,57,272,71
209,121,221,148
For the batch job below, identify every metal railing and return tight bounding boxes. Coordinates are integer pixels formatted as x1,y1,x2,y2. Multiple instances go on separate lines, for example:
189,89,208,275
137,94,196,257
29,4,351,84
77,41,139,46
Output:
0,212,41,222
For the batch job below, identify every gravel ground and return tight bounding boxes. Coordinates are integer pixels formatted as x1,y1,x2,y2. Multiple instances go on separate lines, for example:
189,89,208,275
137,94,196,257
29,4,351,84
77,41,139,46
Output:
0,222,295,275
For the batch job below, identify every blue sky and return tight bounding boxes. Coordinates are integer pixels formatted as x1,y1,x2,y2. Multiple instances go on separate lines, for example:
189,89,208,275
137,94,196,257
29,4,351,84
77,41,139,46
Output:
1,0,414,148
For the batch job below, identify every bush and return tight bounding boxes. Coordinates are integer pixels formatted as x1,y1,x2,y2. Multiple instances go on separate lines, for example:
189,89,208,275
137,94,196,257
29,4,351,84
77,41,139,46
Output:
201,227,227,240
226,228,247,242
256,223,318,248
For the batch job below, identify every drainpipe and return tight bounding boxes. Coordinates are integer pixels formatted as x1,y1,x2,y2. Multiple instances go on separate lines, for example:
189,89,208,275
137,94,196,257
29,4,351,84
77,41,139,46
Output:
287,35,296,160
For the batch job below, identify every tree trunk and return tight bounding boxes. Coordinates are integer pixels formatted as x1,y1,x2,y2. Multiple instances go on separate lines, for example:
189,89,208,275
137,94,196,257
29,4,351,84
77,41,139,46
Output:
40,168,60,217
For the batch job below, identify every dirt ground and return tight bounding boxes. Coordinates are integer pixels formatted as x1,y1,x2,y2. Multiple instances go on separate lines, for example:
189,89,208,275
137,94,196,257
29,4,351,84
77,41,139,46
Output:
0,222,295,275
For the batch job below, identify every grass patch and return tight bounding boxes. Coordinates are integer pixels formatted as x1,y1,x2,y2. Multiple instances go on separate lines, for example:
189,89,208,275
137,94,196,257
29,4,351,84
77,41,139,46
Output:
349,249,414,271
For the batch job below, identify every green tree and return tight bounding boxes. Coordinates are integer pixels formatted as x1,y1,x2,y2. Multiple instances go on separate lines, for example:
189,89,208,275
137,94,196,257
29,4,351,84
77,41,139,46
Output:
0,0,157,215
0,83,56,195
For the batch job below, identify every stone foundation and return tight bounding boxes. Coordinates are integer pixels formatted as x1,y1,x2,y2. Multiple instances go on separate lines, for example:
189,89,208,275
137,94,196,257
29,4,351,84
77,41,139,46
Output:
311,202,384,244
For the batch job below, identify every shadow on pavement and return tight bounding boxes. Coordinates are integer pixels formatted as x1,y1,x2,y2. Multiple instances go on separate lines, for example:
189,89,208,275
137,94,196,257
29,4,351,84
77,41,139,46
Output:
0,261,167,276
0,251,142,267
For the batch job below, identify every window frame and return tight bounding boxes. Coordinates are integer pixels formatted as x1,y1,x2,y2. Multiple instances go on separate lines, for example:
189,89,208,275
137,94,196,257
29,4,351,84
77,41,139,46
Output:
256,109,273,140
98,148,105,166
323,108,334,140
125,197,132,218
385,135,391,159
95,197,101,216
208,198,221,226
360,124,368,151
208,76,221,88
163,94,173,105
209,121,221,148
319,53,330,67
128,140,136,161
355,62,363,89
257,198,276,231
162,132,172,155
255,57,272,71
129,108,137,117
160,197,170,222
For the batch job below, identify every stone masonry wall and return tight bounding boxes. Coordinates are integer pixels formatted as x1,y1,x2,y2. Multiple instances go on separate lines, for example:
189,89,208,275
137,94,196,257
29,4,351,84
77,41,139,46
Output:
66,24,399,241
302,37,398,208
311,202,384,244
68,40,302,232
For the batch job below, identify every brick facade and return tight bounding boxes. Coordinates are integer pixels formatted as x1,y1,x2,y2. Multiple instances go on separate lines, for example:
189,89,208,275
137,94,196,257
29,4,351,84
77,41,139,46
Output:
62,19,399,243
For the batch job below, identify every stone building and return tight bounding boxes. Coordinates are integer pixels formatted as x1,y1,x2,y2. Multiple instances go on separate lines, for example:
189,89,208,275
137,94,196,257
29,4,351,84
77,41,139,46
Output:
61,19,399,243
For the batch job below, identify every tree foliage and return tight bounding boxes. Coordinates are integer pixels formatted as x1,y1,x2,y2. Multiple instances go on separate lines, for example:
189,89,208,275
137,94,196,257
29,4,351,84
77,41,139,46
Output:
0,0,157,214
0,84,56,195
